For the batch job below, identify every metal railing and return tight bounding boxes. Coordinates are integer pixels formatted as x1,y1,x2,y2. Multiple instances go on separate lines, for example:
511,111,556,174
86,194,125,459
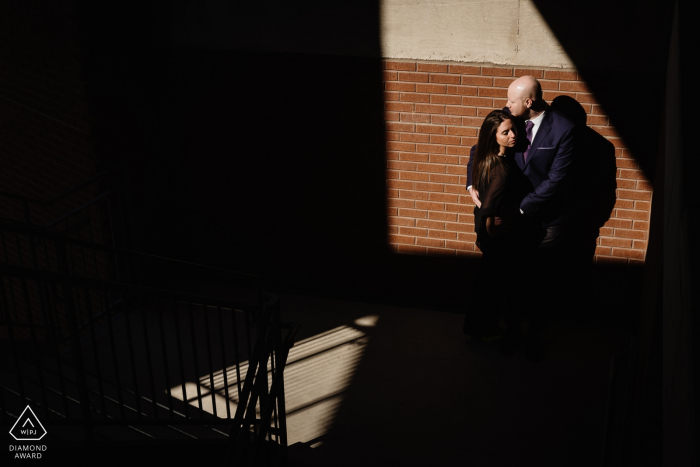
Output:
0,177,298,465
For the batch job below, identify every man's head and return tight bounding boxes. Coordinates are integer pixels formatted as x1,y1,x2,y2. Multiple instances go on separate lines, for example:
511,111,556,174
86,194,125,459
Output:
506,76,543,119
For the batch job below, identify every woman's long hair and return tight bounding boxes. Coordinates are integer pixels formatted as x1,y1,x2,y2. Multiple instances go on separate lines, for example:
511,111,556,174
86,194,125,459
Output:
473,110,515,193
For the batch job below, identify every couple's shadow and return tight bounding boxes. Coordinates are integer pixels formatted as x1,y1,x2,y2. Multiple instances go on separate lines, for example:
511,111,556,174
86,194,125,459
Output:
550,96,617,321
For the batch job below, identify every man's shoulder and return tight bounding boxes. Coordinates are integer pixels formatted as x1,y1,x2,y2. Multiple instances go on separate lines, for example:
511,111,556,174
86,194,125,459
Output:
547,108,576,131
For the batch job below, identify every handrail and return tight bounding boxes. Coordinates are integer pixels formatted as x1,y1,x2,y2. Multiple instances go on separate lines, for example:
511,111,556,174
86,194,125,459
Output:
0,170,109,206
0,219,261,281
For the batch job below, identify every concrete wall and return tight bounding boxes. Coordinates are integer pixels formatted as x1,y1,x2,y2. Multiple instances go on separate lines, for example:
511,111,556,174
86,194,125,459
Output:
380,0,573,68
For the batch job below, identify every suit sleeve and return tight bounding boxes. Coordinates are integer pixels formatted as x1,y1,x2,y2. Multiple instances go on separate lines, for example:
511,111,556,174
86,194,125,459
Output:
466,144,476,188
520,123,577,215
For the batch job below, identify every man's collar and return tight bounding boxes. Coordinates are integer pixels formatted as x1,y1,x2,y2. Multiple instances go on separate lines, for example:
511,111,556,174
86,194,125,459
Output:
527,108,546,125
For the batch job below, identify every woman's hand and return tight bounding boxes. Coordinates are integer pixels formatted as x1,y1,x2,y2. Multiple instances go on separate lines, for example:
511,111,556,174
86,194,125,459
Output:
469,187,481,208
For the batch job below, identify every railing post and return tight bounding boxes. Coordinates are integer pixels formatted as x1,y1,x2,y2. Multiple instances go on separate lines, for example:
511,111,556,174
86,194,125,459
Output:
55,238,95,444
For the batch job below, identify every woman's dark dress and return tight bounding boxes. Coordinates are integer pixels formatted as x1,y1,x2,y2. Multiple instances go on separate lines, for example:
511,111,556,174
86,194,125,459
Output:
464,155,533,336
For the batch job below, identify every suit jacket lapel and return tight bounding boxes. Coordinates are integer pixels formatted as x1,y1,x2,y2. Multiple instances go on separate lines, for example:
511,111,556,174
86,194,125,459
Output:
522,112,552,169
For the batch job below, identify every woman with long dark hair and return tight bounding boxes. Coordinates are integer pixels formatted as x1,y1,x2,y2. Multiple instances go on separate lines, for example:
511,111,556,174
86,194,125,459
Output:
463,110,529,341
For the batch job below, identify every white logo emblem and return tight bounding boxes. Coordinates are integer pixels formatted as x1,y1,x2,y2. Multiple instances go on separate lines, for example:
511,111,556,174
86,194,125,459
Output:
9,406,47,441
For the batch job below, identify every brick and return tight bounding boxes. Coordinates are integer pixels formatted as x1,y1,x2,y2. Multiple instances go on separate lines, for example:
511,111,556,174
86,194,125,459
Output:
635,201,651,211
462,96,493,107
604,218,633,229
430,154,460,164
389,234,416,245
446,203,471,214
428,230,458,240
612,248,645,259
415,200,445,211
599,237,633,248
590,105,606,115
416,143,446,154
384,111,400,122
416,124,445,134
599,227,614,236
446,106,477,116
417,237,445,247
398,208,428,218
637,181,653,191
478,87,508,98
399,226,428,237
446,146,469,156
615,229,646,240
477,108,494,117
458,214,475,223
619,169,646,180
401,92,431,103
399,152,430,162
616,179,637,189
577,93,600,104
385,102,414,112
447,85,478,96
386,132,401,141
387,207,398,216
386,141,415,152
461,137,478,146
457,232,478,242
586,115,609,125
415,182,444,192
449,65,481,75
416,162,446,173
400,171,430,181
399,72,430,83
417,83,446,94
388,216,416,227
431,95,462,105
399,190,429,200
608,138,627,148
615,209,649,220
458,195,474,205
383,71,398,81
401,133,430,143
493,98,508,108
481,67,513,76
388,198,416,208
387,180,414,189
386,82,416,92
417,63,449,73
387,160,416,171
429,192,459,203
444,222,470,232
445,240,474,251
614,158,638,168
543,70,578,80
386,61,416,71
446,126,476,136
386,122,415,132
614,199,634,209
428,211,459,222
432,115,462,126
431,135,461,145
383,91,400,101
415,104,445,114
430,74,461,84
595,246,612,256
513,68,544,78
633,240,648,250
417,219,446,230
397,244,427,254
462,76,493,86
386,170,400,179
633,221,650,230
430,173,460,184
558,81,590,92
617,189,650,200
388,225,398,234
387,188,399,197
401,113,431,123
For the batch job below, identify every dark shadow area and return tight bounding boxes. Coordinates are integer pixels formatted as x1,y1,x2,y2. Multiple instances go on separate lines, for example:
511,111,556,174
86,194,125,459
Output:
532,0,675,183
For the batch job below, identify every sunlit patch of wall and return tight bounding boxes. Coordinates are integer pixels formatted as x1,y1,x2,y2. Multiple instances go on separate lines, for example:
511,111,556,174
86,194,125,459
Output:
170,316,378,444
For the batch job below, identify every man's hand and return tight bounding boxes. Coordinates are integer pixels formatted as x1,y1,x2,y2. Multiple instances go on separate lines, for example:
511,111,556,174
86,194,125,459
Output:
469,187,481,208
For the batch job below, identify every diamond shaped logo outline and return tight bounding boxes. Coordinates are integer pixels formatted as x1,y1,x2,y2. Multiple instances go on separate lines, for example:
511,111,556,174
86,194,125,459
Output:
9,406,47,441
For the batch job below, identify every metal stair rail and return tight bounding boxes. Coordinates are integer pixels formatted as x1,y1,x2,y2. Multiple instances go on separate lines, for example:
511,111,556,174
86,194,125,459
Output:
0,220,297,464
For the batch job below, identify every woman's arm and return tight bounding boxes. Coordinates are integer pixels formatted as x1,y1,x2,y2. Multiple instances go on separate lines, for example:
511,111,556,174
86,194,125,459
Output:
485,216,509,237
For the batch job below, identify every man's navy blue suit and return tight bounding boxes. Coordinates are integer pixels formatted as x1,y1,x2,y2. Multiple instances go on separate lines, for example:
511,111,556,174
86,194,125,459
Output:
467,107,576,227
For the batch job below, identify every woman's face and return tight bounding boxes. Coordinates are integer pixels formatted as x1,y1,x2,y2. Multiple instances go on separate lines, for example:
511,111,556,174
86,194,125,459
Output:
496,119,517,149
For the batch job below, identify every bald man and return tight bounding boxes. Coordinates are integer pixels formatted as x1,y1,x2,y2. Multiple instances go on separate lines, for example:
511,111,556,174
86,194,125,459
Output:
466,76,577,358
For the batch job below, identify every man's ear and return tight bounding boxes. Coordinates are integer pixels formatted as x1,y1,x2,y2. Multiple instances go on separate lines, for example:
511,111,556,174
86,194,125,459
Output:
525,98,532,109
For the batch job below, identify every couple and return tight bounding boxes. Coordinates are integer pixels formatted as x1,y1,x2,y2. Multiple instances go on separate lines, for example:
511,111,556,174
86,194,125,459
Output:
463,75,577,360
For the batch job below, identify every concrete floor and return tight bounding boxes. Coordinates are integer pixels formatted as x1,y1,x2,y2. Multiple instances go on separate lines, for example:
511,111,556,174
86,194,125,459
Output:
274,293,629,467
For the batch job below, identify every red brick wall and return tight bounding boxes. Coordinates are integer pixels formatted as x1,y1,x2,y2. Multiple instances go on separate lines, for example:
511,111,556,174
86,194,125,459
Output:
0,0,97,225
383,60,650,266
